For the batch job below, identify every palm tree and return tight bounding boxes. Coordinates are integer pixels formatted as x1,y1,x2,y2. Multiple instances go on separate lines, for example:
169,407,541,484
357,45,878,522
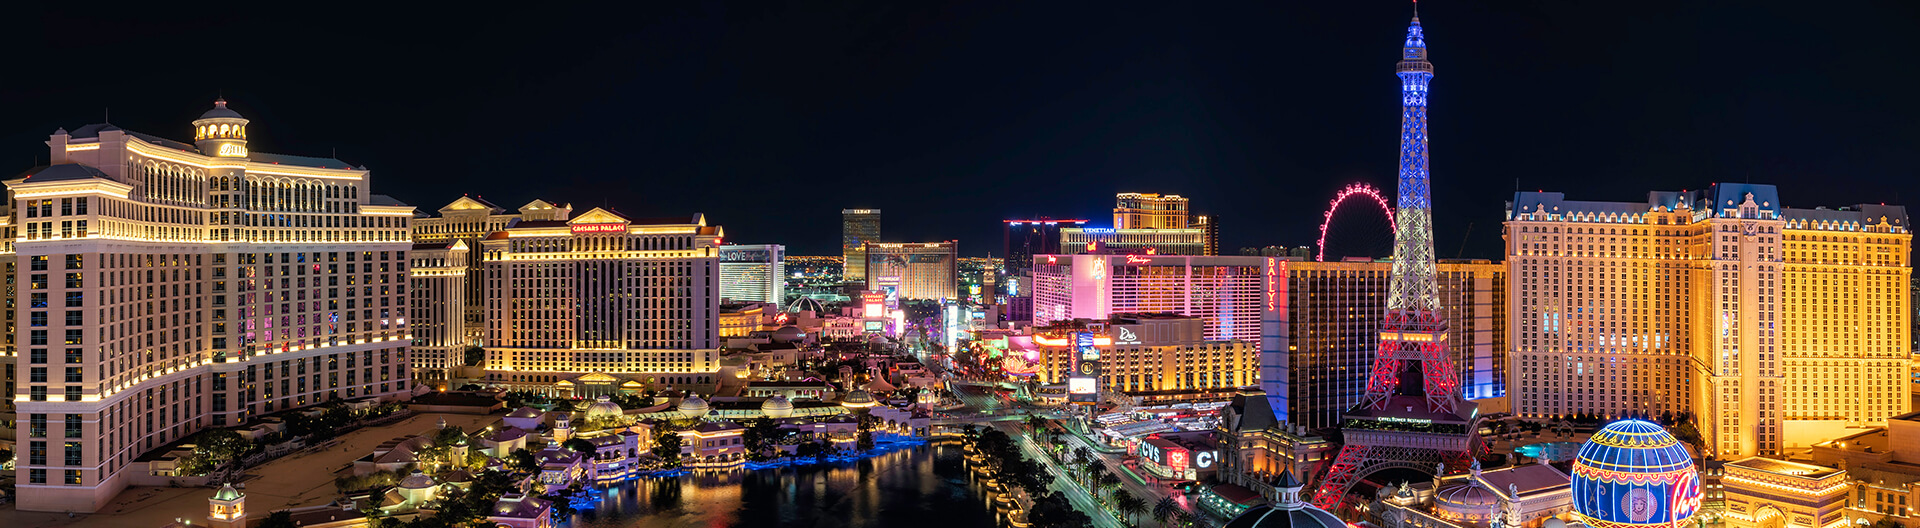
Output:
1088,459,1108,488
1117,494,1148,527
1153,497,1181,528
1099,471,1122,497
1073,446,1092,466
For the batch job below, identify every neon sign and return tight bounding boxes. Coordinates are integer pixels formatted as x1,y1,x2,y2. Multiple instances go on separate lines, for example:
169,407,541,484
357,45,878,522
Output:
1169,450,1188,472
1046,256,1058,264
571,223,626,234
1126,255,1152,264
216,144,249,157
1194,451,1216,469
1083,228,1116,234
1265,257,1278,312
1115,326,1139,344
1090,258,1106,280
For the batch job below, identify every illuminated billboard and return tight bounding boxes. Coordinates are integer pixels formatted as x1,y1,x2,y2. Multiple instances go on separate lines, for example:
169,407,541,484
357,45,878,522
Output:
863,321,884,333
1068,377,1096,395
861,291,885,317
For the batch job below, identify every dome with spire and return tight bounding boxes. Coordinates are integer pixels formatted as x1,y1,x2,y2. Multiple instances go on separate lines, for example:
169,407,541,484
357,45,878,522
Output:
398,470,436,490
761,394,794,419
585,395,624,420
1223,470,1343,528
677,393,710,419
199,98,245,120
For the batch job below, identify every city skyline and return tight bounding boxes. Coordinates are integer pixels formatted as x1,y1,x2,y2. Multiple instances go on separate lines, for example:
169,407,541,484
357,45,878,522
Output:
7,3,1919,257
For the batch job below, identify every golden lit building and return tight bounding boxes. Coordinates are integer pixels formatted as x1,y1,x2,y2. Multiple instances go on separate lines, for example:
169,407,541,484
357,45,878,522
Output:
1507,184,1911,458
1809,412,1920,528
1115,193,1191,229
478,208,726,396
1219,388,1336,501
863,241,956,301
8,100,416,512
408,240,468,385
412,196,570,342
1030,314,1259,400
1722,457,1850,528
1059,227,1207,256
841,209,879,286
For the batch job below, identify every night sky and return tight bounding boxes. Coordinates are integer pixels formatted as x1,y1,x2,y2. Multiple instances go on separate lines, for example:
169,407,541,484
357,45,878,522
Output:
7,2,1919,258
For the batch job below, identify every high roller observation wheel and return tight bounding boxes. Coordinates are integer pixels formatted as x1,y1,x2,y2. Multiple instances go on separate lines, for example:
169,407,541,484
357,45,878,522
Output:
1317,183,1397,262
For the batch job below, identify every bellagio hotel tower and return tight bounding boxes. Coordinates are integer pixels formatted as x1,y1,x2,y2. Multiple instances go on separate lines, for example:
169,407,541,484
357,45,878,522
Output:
1507,183,1910,458
5,100,415,512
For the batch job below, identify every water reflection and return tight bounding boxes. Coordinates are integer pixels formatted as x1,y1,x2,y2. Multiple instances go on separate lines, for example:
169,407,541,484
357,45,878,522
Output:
570,442,1003,528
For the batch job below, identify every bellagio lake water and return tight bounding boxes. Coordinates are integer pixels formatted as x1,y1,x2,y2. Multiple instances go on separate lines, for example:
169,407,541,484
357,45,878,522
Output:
567,441,1004,528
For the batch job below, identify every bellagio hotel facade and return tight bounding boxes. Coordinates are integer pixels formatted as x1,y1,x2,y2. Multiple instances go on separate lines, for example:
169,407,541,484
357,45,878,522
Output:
6,100,415,512
1507,183,1910,459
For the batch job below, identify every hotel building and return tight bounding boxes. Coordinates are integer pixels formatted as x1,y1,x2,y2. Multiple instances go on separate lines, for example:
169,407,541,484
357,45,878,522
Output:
478,208,726,396
864,241,957,301
1281,259,1507,430
408,241,468,385
1507,184,1911,458
1003,218,1088,285
1060,227,1208,256
1029,314,1259,399
718,244,785,304
841,209,879,286
1031,254,1273,342
8,100,416,512
1114,193,1190,230
412,196,569,341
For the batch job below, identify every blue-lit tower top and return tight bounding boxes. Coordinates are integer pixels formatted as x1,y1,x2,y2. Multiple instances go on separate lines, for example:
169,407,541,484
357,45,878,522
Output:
1389,10,1434,313
1359,4,1459,414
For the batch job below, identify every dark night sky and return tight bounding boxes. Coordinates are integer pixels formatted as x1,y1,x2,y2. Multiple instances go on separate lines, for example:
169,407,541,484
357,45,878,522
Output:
7,2,1920,258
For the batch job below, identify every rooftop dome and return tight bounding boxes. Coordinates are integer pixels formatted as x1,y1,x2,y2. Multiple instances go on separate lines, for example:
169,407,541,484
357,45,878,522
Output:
585,395,624,420
1223,470,1342,528
1571,420,1701,528
198,98,246,120
212,482,243,501
399,470,436,490
841,389,876,409
678,394,710,419
772,326,806,343
1435,482,1501,521
762,394,794,419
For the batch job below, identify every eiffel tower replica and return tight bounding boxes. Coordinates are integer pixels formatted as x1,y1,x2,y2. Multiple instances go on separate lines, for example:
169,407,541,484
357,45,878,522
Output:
1308,6,1481,511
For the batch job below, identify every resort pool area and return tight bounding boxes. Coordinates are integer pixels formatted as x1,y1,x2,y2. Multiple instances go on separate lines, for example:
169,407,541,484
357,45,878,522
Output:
1513,442,1580,462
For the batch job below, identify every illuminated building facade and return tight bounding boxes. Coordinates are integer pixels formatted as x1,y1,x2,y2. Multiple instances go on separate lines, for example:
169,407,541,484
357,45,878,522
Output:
1004,218,1087,286
1809,412,1920,528
413,196,570,341
718,244,785,304
1507,184,1912,457
1060,227,1207,256
1282,260,1507,430
864,241,957,301
409,241,469,384
841,209,880,285
1115,193,1190,229
9,100,416,512
1030,254,1275,342
479,208,725,395
1721,457,1849,528
1195,214,1221,256
1029,314,1259,399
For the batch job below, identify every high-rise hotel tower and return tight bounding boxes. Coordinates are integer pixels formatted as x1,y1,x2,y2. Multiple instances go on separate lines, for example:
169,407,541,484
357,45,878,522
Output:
1507,185,1911,457
8,100,416,512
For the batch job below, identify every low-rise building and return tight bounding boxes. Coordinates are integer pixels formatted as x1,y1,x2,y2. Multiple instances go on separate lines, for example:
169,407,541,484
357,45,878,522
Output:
1722,458,1849,528
488,492,555,528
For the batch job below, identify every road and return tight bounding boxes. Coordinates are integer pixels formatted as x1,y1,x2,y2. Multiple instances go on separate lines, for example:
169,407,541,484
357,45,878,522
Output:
1044,418,1208,524
1000,421,1127,528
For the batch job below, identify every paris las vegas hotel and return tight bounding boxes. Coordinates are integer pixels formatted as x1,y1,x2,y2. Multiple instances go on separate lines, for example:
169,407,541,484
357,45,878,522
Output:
1507,183,1912,459
3,100,416,512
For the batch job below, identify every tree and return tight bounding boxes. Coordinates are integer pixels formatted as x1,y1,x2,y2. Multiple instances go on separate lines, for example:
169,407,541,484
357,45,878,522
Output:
1097,471,1121,497
508,448,539,473
456,383,483,391
742,418,780,462
857,430,875,452
563,438,597,458
650,429,684,467
1117,493,1148,526
1154,497,1181,528
462,346,486,367
1029,491,1094,528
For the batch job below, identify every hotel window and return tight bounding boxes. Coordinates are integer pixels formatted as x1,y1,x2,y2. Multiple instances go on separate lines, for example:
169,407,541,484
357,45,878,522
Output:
64,470,79,485
64,415,79,438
